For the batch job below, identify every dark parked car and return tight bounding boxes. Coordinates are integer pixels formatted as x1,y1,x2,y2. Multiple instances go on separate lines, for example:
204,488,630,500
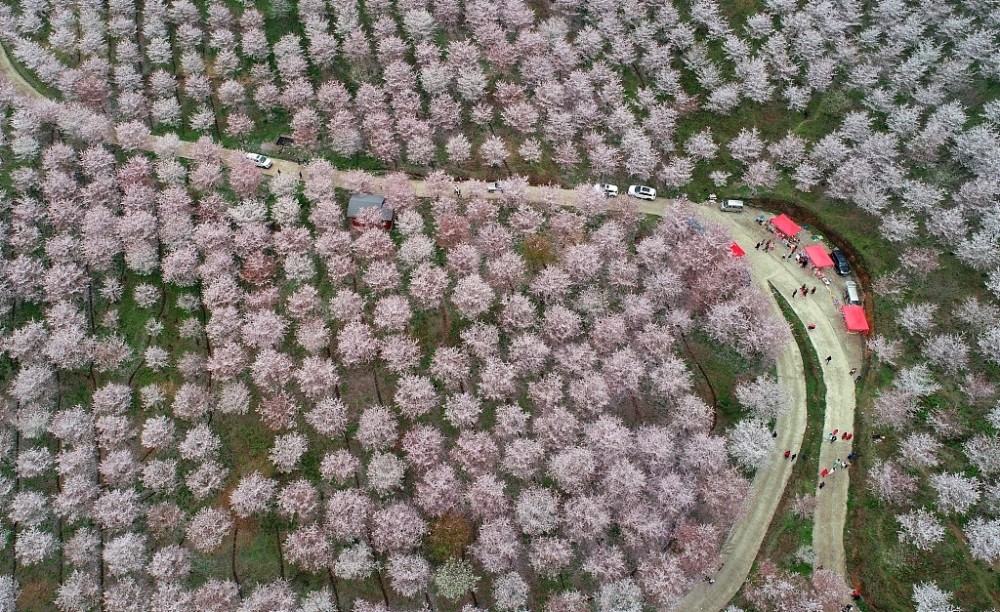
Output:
831,248,851,276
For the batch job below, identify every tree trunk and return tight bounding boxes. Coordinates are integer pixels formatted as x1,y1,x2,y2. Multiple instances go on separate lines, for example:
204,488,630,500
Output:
275,525,285,579
375,568,390,606
327,570,342,610
231,523,241,588
631,62,647,88
86,266,96,332
97,530,105,593
371,366,384,404
678,331,719,426
9,429,16,575
439,302,450,338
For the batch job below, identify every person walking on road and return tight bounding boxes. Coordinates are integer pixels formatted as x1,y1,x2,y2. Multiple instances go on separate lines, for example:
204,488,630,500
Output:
784,450,791,459
810,286,817,294
825,355,833,364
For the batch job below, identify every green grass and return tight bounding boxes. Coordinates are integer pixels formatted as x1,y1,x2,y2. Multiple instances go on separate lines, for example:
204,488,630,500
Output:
679,329,767,432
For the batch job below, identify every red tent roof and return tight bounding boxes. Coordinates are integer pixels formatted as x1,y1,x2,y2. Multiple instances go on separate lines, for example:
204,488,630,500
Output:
805,244,834,267
729,242,746,257
772,214,802,237
842,305,869,333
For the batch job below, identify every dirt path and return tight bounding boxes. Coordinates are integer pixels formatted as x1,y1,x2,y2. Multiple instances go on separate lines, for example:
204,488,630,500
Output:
0,42,45,100
0,48,862,607
698,207,862,578
672,257,808,611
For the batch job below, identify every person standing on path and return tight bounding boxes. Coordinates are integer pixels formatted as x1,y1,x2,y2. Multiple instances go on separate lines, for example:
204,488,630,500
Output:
825,355,833,364
810,286,817,294
791,289,796,298
784,450,791,459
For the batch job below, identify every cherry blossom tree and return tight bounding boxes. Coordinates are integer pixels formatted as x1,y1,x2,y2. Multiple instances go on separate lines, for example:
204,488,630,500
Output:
897,509,946,551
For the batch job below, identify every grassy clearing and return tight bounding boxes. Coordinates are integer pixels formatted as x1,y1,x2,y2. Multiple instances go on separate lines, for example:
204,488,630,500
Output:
680,330,767,432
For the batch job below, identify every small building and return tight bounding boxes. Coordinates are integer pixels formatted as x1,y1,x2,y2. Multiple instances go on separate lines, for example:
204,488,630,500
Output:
346,194,394,230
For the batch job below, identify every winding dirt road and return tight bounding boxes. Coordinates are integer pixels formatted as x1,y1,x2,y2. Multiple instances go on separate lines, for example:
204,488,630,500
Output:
0,44,861,608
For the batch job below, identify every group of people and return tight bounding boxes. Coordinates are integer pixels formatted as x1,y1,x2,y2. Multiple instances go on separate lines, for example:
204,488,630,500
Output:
791,283,818,298
789,251,812,267
817,431,857,490
828,429,854,442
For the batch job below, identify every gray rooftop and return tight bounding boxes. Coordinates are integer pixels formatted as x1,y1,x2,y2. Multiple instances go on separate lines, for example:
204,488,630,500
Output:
346,194,392,221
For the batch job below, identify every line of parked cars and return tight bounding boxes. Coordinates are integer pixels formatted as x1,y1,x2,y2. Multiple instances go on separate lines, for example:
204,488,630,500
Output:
590,183,658,200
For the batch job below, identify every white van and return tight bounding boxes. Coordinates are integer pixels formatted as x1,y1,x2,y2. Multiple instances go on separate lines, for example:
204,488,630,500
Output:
721,199,745,212
844,280,861,305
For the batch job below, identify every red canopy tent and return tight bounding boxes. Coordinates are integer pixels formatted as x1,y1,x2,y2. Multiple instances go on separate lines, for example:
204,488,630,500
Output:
842,305,869,333
729,242,746,257
771,214,802,237
804,244,834,267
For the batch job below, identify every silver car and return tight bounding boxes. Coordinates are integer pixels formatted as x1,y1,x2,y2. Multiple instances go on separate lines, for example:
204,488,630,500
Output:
627,184,656,201
594,183,619,197
246,152,273,169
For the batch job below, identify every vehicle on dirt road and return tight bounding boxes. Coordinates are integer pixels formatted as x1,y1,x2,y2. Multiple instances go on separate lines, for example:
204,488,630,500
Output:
831,248,852,276
627,184,656,200
246,152,273,169
594,183,619,197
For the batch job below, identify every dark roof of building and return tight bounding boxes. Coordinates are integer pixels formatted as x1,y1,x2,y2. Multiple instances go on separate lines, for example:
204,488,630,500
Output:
346,194,392,221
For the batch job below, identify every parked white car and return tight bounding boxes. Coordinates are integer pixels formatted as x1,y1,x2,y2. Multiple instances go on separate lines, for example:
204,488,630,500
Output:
486,181,502,193
627,185,656,201
246,152,273,169
594,183,619,197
